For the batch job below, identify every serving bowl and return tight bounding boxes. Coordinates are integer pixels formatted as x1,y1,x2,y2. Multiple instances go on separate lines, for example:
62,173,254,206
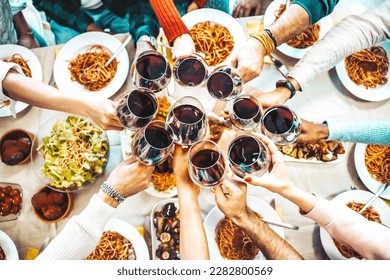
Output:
31,113,109,192
31,185,73,223
0,182,23,222
0,230,19,260
0,129,35,165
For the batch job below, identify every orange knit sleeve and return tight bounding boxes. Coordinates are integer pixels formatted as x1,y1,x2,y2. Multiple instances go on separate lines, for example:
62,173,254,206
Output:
148,0,189,44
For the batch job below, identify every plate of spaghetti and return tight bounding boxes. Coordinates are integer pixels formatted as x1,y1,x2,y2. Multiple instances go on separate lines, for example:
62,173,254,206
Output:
204,196,284,260
319,190,390,260
182,8,246,67
354,143,390,200
0,230,19,260
264,0,333,59
54,32,129,99
0,44,43,117
86,218,149,260
335,41,390,101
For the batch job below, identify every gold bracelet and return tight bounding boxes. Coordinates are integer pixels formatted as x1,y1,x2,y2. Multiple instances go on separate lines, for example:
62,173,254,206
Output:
249,31,275,55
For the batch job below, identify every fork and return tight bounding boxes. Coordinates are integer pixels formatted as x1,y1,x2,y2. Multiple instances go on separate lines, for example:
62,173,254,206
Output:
270,55,289,78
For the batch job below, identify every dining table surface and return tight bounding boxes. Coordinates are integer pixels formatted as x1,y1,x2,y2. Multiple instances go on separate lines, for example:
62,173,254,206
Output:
1,2,390,261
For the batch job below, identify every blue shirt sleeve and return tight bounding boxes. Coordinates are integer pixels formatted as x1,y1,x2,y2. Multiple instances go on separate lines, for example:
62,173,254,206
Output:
294,0,340,24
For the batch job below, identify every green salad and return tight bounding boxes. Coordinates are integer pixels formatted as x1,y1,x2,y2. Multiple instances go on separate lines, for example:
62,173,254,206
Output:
37,116,109,189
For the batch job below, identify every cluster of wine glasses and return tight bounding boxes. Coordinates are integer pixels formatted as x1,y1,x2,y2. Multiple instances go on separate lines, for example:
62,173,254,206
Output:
118,49,302,204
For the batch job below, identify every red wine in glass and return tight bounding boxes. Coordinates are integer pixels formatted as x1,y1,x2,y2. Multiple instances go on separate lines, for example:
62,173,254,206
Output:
228,135,270,178
131,50,172,93
173,54,208,87
116,88,158,130
207,66,242,100
166,97,206,146
261,105,301,145
131,121,174,166
229,94,261,131
189,141,225,187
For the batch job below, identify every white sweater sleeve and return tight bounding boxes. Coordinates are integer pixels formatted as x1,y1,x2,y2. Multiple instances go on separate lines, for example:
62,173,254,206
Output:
289,1,390,90
36,194,116,260
303,195,390,260
0,61,24,118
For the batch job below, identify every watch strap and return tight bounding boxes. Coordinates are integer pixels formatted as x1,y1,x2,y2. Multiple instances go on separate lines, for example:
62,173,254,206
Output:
276,79,296,99
100,181,125,203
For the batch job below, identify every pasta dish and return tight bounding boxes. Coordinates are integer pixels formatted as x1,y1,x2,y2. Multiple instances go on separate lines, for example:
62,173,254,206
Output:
68,45,118,91
151,156,176,193
215,217,260,260
344,46,389,89
86,230,135,260
274,4,320,49
3,54,32,77
365,144,390,184
333,201,382,259
189,21,234,66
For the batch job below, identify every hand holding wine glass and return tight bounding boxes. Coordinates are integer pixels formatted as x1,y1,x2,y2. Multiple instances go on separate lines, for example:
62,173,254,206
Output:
229,94,262,131
116,88,158,130
173,53,208,87
207,65,242,100
131,120,174,166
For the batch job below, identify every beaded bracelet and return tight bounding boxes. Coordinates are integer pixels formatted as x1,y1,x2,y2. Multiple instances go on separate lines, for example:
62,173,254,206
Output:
100,181,125,203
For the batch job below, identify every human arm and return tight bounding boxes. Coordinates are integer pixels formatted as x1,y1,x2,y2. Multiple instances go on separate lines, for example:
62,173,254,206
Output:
37,157,154,259
244,132,390,260
13,11,39,49
173,147,209,260
214,179,303,260
1,65,122,130
297,119,390,145
288,1,390,90
232,0,262,18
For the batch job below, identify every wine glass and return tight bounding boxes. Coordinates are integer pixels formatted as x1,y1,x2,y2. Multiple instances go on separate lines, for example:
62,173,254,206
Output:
260,105,301,146
229,94,262,132
116,88,158,130
228,135,271,179
131,121,174,166
188,140,226,204
173,53,208,87
130,50,172,93
207,65,242,100
166,96,207,147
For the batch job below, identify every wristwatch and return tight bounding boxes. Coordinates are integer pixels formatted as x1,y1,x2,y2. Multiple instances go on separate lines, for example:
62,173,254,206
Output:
137,35,158,49
275,79,297,99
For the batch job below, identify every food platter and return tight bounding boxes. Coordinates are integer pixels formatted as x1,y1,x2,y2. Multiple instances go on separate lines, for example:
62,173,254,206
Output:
319,189,390,260
335,40,390,101
104,218,150,260
264,0,333,59
354,143,390,200
31,113,109,192
0,44,43,117
150,198,180,260
181,8,246,67
203,196,284,260
0,230,19,260
54,32,129,99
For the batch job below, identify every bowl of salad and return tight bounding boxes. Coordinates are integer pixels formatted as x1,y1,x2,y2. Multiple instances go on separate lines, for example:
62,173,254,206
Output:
31,113,109,192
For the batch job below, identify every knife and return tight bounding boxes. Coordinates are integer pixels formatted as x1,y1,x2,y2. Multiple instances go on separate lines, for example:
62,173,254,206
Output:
270,55,289,78
358,182,389,214
268,197,299,230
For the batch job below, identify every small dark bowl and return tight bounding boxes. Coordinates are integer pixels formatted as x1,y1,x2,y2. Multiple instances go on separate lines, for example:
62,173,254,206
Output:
31,185,73,224
0,129,35,165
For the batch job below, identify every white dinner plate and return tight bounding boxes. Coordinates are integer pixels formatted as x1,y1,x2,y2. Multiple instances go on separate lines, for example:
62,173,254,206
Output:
335,40,390,101
264,0,333,59
181,8,246,67
54,32,129,99
0,44,43,117
354,143,390,200
204,196,285,260
0,230,19,260
319,190,390,260
104,218,150,260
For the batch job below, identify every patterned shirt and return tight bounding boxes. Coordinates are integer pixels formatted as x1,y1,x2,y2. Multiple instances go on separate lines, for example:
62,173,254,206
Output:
0,0,18,44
